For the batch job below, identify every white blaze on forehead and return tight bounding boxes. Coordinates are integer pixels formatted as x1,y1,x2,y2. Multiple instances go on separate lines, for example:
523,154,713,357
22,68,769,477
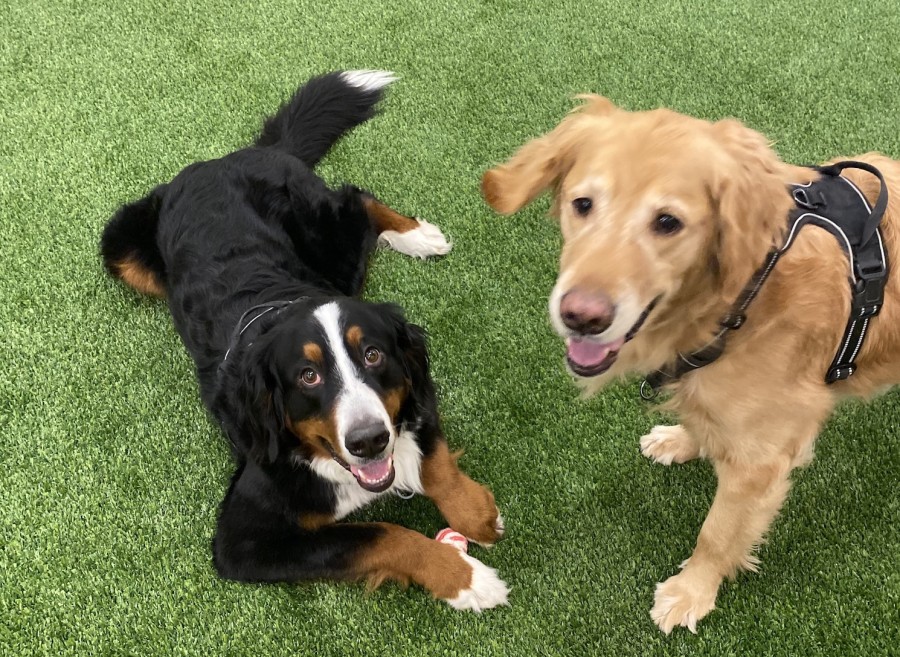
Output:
313,302,394,460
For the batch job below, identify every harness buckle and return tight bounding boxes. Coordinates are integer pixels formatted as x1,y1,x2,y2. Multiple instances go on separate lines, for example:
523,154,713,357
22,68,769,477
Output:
826,363,856,383
851,276,885,317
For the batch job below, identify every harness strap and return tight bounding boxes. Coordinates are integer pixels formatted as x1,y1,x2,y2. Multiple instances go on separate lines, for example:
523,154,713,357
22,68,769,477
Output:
817,160,888,246
639,249,781,399
641,160,889,398
218,296,309,372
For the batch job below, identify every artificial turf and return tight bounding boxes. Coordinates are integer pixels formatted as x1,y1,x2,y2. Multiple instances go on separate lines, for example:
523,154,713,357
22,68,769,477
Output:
1,0,899,654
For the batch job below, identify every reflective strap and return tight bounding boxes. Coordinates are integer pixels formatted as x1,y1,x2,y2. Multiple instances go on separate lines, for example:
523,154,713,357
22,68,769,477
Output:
825,315,871,384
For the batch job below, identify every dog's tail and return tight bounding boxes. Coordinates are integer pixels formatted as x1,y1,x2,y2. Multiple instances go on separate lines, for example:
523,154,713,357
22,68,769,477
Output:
100,184,168,297
254,70,397,167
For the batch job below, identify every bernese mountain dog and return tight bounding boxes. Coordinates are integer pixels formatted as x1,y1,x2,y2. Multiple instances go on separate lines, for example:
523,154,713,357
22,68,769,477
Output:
100,71,508,611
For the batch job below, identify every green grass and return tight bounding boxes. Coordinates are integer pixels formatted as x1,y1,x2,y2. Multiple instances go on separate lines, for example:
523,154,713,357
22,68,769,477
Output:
2,0,899,654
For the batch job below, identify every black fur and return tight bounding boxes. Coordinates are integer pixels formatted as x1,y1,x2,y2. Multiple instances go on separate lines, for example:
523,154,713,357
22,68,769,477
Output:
101,72,445,585
100,183,168,288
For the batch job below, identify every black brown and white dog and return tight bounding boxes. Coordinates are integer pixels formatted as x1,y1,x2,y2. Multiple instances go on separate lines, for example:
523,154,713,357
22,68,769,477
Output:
100,71,507,610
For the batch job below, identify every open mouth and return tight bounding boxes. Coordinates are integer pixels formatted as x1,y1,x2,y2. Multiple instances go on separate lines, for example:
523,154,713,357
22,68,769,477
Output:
565,295,661,377
322,440,396,493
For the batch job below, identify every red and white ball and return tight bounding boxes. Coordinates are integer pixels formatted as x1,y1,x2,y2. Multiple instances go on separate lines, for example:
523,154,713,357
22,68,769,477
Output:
435,528,468,553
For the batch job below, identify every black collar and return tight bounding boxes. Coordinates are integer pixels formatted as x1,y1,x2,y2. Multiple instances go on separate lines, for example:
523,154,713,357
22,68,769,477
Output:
641,160,889,399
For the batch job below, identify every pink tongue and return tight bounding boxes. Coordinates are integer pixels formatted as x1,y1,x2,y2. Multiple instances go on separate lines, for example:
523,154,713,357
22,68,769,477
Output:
351,457,392,482
567,336,625,367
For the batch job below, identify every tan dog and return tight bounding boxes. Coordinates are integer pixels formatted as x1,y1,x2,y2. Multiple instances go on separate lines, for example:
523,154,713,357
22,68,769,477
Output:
482,97,900,633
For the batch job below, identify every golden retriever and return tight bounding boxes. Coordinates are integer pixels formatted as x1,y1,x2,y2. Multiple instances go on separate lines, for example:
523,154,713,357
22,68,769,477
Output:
481,96,900,633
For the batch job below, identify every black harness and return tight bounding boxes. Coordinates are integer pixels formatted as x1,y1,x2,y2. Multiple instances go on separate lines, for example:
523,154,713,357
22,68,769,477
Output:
217,296,309,375
641,161,890,399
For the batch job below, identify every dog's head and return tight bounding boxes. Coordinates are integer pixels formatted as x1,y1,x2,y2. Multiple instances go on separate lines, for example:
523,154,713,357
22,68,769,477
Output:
232,299,433,492
482,97,807,380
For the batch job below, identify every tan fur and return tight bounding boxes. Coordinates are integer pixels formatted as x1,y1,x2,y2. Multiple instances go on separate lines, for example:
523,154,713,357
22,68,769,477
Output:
112,257,165,298
351,522,475,598
345,325,363,348
421,442,504,546
298,512,335,531
362,196,420,234
483,98,900,633
381,385,406,424
302,342,323,364
290,412,340,459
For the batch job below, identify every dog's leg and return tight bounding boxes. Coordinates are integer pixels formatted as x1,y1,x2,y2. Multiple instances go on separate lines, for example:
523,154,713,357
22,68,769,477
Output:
351,522,508,610
361,195,452,259
650,455,793,634
421,440,505,547
214,497,508,611
640,424,702,465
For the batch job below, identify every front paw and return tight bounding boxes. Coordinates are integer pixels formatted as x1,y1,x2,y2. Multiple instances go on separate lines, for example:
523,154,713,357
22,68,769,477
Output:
640,424,701,466
443,552,510,612
650,570,720,634
445,478,505,547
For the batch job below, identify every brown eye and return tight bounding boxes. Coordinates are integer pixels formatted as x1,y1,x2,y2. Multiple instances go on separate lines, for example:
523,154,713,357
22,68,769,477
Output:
300,368,321,387
653,213,683,236
572,197,593,217
364,346,382,366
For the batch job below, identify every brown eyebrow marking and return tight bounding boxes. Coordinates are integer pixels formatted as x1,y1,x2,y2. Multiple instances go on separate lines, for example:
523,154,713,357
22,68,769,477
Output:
303,342,323,363
346,325,363,348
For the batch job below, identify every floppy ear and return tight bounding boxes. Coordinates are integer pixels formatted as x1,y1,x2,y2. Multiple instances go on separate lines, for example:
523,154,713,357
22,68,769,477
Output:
380,304,438,428
481,96,617,215
237,346,288,464
711,119,804,300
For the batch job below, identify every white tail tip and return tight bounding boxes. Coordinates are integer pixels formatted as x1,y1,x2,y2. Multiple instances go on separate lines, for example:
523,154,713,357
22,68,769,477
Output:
340,70,398,92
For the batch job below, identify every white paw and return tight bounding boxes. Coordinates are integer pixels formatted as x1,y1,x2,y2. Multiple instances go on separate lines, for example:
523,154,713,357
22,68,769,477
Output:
650,571,719,635
378,218,452,259
639,424,701,466
469,512,506,549
445,553,510,612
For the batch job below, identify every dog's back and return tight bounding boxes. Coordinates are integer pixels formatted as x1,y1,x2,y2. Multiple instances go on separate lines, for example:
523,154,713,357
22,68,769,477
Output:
100,70,394,301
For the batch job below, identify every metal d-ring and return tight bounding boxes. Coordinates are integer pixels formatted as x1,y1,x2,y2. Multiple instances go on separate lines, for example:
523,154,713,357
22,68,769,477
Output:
639,379,658,401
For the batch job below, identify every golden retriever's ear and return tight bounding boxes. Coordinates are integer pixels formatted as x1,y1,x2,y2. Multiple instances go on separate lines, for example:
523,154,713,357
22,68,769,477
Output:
481,112,595,215
572,93,618,117
711,119,802,300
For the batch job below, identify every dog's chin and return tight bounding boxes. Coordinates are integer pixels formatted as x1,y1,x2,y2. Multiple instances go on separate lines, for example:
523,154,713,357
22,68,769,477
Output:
566,352,618,377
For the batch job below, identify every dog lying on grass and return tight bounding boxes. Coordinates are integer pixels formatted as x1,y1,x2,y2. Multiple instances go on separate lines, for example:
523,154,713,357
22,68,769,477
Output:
101,71,507,610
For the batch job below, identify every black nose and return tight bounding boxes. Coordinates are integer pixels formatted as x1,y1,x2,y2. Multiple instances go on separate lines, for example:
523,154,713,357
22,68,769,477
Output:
345,424,390,459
